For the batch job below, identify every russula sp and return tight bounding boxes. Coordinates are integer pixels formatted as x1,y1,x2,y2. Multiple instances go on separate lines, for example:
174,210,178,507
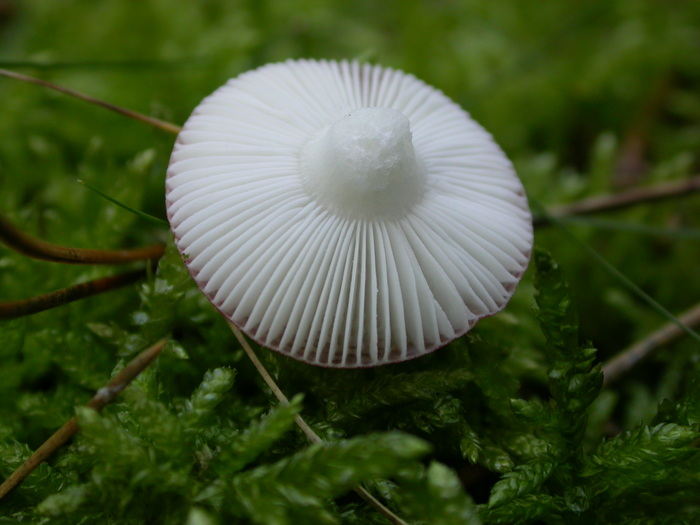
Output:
166,59,533,368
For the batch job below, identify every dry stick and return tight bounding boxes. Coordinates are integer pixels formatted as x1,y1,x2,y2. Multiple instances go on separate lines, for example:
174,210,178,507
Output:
534,175,700,228
0,269,150,319
0,215,165,264
228,322,409,525
0,69,181,135
603,302,700,387
0,339,167,501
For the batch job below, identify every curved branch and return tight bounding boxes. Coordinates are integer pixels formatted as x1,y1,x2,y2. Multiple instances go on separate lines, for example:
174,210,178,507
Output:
0,68,181,134
0,269,148,319
603,302,700,387
534,175,700,227
0,215,164,264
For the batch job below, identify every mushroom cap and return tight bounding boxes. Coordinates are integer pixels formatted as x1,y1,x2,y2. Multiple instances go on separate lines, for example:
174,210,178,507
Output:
166,59,533,368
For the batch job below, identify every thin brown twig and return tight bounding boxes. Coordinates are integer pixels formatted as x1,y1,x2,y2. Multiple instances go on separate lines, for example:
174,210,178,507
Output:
0,339,167,501
227,321,409,525
0,215,165,264
228,322,320,444
0,269,149,319
534,175,700,227
0,68,182,135
603,303,700,387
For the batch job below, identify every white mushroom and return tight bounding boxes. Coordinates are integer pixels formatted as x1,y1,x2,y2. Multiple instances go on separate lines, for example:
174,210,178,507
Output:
166,59,533,368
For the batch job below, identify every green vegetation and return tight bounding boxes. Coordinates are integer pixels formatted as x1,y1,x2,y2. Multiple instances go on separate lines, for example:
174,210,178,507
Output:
1,1,699,523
